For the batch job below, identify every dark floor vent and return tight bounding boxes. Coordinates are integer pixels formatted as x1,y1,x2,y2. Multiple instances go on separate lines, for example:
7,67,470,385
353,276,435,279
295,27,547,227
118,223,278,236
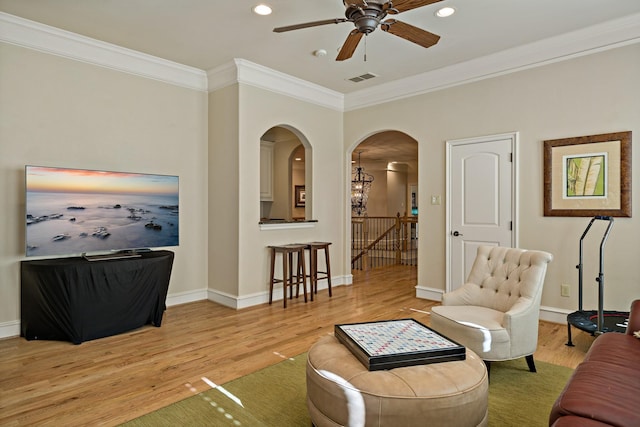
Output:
348,72,378,83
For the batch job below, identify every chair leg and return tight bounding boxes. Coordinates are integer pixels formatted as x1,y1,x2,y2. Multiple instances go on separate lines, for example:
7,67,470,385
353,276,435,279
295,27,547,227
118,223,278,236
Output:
290,251,300,299
268,248,276,305
525,354,537,373
310,247,317,297
324,245,332,297
300,248,307,302
483,357,535,377
282,252,289,308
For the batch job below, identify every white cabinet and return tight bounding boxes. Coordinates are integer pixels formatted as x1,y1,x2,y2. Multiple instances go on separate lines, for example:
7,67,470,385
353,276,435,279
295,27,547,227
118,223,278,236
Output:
260,141,274,201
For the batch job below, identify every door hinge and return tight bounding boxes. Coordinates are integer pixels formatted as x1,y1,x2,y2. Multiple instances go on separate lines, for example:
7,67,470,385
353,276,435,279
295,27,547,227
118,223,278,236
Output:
509,153,513,162
509,221,513,231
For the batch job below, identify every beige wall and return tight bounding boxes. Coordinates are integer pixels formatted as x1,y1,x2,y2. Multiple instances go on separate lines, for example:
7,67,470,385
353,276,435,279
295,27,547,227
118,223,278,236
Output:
1,29,638,333
208,84,240,297
206,83,345,304
345,43,640,312
386,164,409,217
0,42,209,326
271,138,301,220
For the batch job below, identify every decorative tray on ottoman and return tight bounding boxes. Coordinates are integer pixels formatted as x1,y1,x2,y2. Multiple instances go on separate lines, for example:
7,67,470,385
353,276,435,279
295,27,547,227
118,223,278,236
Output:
334,318,465,371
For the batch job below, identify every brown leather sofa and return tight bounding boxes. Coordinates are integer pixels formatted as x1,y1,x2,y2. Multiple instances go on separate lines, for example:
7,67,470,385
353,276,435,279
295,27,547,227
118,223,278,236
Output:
549,299,640,427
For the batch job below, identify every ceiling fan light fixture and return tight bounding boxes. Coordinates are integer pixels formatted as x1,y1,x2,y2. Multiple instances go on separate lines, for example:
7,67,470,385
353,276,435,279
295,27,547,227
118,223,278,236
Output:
435,7,455,18
274,0,443,61
351,151,374,216
253,4,272,16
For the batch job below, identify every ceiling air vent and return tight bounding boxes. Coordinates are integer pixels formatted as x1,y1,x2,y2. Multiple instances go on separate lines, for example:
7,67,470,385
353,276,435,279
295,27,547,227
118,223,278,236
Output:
347,72,378,83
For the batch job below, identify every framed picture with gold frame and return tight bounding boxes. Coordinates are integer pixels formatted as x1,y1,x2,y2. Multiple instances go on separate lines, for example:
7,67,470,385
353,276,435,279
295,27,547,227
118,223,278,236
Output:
543,131,631,217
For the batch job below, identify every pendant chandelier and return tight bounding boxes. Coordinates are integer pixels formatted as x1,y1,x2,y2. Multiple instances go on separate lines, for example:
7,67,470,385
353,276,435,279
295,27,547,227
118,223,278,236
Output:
351,151,374,216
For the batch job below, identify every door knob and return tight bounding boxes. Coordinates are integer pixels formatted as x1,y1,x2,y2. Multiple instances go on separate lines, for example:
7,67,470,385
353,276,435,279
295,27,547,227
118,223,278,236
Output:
451,231,463,237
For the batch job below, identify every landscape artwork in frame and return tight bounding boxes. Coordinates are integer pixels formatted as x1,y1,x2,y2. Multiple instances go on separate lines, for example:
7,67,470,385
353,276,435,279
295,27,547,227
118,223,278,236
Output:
543,131,631,217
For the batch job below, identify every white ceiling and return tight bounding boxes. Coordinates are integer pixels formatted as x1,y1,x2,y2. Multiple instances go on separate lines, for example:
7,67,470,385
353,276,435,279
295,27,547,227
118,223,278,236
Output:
1,0,640,95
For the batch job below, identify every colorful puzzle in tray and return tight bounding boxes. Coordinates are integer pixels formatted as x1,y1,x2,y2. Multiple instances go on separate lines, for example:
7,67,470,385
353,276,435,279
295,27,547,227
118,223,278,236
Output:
338,319,459,356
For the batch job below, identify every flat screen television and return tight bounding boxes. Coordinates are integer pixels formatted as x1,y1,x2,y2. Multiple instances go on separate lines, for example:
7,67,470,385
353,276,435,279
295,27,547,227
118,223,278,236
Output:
25,165,179,258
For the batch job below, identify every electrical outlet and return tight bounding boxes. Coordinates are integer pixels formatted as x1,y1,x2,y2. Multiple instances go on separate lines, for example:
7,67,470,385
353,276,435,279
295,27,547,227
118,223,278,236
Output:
561,283,570,297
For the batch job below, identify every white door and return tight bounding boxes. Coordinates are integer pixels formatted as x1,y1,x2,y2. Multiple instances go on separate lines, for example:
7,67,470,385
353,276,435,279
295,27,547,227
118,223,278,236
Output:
446,133,518,292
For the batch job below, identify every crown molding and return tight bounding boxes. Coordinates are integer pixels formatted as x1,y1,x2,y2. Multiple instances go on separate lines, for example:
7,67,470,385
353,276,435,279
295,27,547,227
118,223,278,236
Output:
0,12,207,91
206,61,239,92
344,12,640,111
208,59,344,111
2,10,638,111
235,59,344,112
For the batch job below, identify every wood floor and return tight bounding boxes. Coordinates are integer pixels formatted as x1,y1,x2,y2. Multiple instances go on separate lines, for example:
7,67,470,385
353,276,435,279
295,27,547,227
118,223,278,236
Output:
0,265,594,426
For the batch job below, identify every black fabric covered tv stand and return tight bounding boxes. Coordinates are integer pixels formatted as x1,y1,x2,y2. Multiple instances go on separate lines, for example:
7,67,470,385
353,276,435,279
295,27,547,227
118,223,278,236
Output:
21,250,174,344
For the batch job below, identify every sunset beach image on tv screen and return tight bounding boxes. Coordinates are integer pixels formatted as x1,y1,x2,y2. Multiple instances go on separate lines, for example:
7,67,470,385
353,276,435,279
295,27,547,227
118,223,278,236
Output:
25,166,179,257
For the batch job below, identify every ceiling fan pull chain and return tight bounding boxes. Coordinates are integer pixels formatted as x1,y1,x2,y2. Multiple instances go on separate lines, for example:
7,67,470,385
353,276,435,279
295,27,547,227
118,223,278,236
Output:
364,34,368,62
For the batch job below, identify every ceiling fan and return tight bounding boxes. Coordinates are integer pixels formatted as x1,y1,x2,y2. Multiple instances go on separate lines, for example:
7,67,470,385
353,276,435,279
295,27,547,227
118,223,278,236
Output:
273,0,443,61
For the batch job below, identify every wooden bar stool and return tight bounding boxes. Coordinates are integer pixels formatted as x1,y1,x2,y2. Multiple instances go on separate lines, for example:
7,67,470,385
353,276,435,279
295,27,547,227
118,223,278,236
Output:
268,244,307,308
303,242,332,300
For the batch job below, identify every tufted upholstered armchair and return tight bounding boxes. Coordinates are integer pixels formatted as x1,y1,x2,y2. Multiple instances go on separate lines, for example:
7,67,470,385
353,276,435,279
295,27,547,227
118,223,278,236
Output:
431,246,553,373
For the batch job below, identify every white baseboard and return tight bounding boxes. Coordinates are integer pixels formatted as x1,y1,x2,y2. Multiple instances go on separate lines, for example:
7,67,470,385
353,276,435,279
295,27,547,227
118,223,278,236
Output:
166,288,208,307
415,285,443,302
0,320,20,339
207,288,243,309
539,305,572,324
208,274,352,309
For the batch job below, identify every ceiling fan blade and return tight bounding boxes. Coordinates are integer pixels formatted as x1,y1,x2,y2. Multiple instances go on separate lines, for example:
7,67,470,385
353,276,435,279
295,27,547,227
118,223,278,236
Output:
388,0,443,13
273,18,348,33
336,30,364,61
381,19,440,48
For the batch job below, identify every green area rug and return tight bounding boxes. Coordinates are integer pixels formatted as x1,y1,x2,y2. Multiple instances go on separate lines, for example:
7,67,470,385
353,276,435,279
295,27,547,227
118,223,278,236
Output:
122,354,572,427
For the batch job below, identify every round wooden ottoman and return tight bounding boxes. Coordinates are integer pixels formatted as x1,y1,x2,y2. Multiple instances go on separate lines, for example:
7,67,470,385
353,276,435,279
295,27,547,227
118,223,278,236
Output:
306,335,488,427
